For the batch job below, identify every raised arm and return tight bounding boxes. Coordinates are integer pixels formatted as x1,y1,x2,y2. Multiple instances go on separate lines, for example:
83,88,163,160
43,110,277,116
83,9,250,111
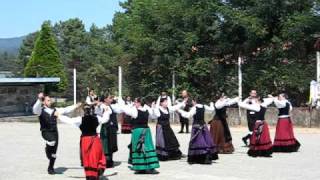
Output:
262,97,274,107
178,106,196,119
97,108,112,124
56,104,79,115
168,101,185,112
33,99,42,115
121,104,138,119
273,98,287,108
204,102,215,113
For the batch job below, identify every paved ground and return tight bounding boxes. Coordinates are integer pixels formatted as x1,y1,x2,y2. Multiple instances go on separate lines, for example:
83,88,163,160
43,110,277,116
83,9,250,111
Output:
0,122,319,180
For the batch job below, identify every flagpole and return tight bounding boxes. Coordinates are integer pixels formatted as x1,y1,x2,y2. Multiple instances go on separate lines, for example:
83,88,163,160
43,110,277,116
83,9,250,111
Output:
172,71,176,123
118,66,122,98
238,56,242,125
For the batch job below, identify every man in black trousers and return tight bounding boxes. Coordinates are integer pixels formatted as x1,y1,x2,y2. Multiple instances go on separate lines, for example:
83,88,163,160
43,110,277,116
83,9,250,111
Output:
33,92,78,174
178,90,192,133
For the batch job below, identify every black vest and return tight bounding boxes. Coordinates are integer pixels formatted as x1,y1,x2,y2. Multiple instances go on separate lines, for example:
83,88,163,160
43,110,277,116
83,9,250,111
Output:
132,110,149,129
80,115,99,136
157,108,170,126
247,102,257,122
39,107,58,132
214,105,227,120
256,106,266,121
278,102,290,116
107,107,118,128
193,106,205,125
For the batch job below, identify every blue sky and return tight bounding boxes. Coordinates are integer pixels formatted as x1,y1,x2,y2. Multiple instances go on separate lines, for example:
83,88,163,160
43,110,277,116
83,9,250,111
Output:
0,0,124,38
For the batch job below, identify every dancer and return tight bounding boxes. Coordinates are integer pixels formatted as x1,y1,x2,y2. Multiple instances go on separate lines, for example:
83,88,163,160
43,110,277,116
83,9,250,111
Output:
156,92,172,107
209,95,239,154
178,90,192,133
120,96,133,134
153,97,184,161
57,104,111,180
99,95,121,168
178,97,218,164
32,92,79,174
273,93,301,152
242,90,258,146
122,97,160,174
86,88,97,105
238,96,274,157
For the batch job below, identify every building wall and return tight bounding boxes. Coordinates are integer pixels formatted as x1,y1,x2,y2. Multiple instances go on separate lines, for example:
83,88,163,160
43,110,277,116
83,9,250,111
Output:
0,85,41,117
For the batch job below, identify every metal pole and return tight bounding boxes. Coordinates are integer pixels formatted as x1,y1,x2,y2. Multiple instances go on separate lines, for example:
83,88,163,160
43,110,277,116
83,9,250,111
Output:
118,66,122,98
73,68,76,105
238,56,242,125
172,71,176,123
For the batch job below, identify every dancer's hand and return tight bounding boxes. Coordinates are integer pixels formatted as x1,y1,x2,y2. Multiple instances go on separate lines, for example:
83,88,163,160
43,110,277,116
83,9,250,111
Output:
38,92,44,100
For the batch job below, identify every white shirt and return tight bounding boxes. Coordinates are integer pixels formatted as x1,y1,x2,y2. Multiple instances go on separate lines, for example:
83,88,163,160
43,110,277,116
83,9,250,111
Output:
122,104,154,119
238,98,274,112
215,97,239,109
32,99,77,116
152,102,184,118
58,109,112,127
178,103,215,119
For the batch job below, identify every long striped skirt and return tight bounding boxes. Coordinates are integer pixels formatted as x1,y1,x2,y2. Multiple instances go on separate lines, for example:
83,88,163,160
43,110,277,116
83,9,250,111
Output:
273,117,301,152
131,127,160,171
248,121,273,157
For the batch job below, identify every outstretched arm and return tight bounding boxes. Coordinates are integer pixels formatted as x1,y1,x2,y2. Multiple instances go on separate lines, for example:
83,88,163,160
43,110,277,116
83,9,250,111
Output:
178,106,196,119
58,115,82,127
238,101,260,112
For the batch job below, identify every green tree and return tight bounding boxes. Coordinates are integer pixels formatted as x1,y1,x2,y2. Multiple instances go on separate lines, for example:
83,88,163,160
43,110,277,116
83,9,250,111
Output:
24,21,68,92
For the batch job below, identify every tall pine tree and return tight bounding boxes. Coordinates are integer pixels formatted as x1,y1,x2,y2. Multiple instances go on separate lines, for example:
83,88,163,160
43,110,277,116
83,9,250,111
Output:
24,21,68,92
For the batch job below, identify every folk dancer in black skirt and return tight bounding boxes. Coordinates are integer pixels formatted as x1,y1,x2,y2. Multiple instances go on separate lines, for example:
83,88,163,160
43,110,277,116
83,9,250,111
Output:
32,92,79,174
178,90,193,133
121,97,160,174
238,96,274,157
152,97,184,161
99,95,122,168
272,93,301,152
209,95,239,154
178,97,219,164
242,90,258,146
57,104,111,180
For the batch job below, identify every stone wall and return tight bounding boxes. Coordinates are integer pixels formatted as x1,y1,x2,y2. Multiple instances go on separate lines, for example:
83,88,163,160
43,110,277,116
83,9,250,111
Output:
170,107,320,128
0,85,42,117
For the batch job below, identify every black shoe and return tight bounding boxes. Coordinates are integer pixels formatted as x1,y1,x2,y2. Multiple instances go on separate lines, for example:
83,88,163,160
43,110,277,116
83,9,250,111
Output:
178,131,184,134
47,168,56,175
146,169,159,174
181,154,187,158
106,161,114,168
186,131,190,134
242,137,248,146
135,170,147,174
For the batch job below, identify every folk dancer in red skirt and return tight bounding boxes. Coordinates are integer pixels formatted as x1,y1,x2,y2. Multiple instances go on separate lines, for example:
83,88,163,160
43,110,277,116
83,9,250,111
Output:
209,95,239,154
120,96,134,134
33,93,80,175
238,96,274,157
272,93,301,152
58,104,111,180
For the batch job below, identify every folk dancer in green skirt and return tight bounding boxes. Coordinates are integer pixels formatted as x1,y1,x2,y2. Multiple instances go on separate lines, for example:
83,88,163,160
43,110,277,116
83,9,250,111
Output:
121,97,160,174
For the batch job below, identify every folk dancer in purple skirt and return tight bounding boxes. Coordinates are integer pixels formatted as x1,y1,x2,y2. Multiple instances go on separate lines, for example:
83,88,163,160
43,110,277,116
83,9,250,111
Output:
178,97,218,164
